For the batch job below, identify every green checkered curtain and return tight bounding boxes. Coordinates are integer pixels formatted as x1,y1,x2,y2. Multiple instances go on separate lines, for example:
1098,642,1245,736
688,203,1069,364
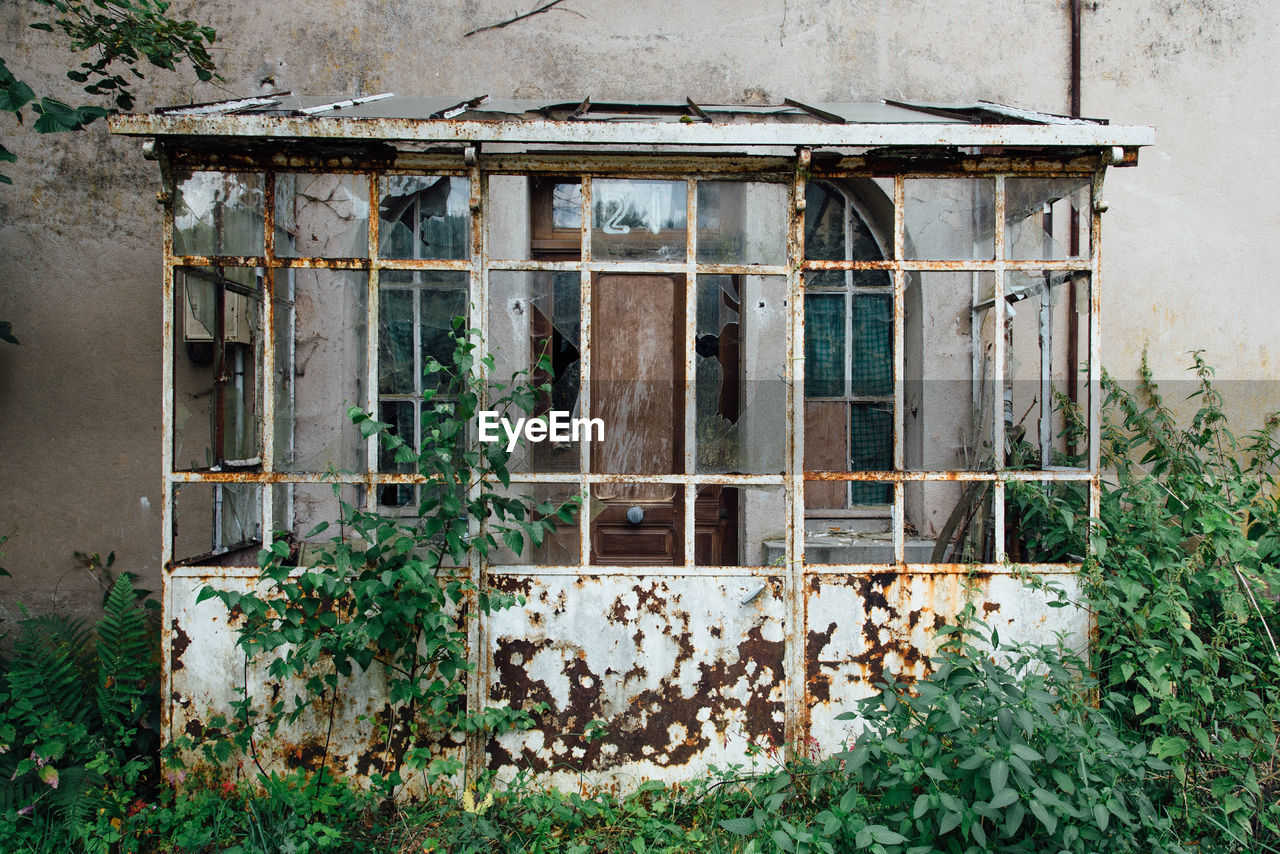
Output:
804,294,845,398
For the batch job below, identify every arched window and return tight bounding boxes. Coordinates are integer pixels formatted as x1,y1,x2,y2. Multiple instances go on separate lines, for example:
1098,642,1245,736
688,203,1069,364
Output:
802,180,893,509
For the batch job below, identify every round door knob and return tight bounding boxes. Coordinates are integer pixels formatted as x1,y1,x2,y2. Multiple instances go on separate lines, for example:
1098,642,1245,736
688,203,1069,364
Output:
626,506,645,525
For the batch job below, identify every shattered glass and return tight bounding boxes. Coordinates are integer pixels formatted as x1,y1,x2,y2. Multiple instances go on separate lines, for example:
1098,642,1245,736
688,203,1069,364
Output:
1004,178,1091,261
378,176,470,260
275,173,370,258
487,270,582,473
695,275,786,474
173,171,265,257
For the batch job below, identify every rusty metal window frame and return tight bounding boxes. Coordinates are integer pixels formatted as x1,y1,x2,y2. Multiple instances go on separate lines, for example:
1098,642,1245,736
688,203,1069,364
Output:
161,153,1102,582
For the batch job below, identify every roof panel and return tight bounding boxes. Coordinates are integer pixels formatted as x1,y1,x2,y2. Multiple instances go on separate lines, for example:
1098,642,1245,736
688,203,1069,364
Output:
112,94,1153,148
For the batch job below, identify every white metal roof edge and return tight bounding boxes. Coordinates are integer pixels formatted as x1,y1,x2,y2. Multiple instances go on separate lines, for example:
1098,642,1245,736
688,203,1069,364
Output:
108,113,1154,148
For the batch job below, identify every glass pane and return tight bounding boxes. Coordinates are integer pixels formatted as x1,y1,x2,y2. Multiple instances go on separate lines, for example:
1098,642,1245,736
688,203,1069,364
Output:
696,181,786,266
804,181,845,261
804,293,845,398
378,289,415,395
274,270,368,472
696,275,786,474
172,483,261,566
1004,178,1091,261
591,179,686,262
173,267,263,471
695,485,786,567
173,172,264,257
850,403,893,478
376,399,416,508
489,484,582,566
904,178,995,260
552,183,583,229
905,272,996,471
910,481,995,564
589,483,682,566
275,173,369,258
487,175,532,260
488,271,582,473
851,294,892,397
805,178,892,281
378,175,470,260
1004,271,1089,469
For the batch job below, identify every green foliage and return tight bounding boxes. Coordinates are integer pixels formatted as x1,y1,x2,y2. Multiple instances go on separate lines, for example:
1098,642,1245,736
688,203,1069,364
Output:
1082,354,1280,848
196,318,579,796
0,573,159,853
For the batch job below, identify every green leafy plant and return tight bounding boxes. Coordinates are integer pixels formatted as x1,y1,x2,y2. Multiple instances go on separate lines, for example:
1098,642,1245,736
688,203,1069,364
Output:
0,573,159,854
1081,355,1280,847
196,318,579,797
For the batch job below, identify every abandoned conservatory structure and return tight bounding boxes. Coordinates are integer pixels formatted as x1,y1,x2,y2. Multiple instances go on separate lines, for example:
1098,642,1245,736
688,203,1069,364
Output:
111,96,1150,788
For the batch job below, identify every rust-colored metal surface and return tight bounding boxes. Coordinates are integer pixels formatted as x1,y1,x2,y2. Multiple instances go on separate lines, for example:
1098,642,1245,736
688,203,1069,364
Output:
150,136,1109,788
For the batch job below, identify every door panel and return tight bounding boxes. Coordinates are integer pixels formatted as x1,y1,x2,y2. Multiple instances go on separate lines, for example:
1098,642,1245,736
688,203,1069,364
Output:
590,273,682,563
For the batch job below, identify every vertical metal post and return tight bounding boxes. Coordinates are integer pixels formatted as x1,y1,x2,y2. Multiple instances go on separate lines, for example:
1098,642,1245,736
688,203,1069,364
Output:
684,178,698,567
466,155,487,785
159,155,176,747
365,172,381,510
578,177,594,567
785,149,809,755
892,179,906,565
993,176,1007,562
1088,166,1104,531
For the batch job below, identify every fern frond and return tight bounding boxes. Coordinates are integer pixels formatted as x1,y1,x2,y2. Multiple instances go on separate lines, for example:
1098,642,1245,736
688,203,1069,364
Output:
8,617,94,728
96,574,154,735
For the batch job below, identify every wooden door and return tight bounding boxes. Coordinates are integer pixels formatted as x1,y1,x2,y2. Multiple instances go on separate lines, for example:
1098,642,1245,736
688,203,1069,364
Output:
590,273,684,564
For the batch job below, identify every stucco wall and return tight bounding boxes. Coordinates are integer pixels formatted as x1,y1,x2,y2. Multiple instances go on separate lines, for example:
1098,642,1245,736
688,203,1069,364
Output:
1,0,1276,616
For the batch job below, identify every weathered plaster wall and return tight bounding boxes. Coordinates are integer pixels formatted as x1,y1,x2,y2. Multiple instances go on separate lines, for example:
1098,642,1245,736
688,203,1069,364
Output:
1,0,1276,615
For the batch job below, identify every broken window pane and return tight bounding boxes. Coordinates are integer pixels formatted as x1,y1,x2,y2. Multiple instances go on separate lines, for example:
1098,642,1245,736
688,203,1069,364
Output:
273,270,368,472
589,483,682,566
488,270,582,473
378,175,470,260
801,488,896,564
173,171,265,257
173,267,263,471
1004,178,1091,261
1004,271,1089,469
1005,479,1087,563
696,484,785,567
286,483,367,564
696,181,786,266
172,483,262,566
591,179,686,262
488,484,581,566
904,178,995,260
905,272,996,471
275,173,369,258
911,481,995,564
696,275,786,474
